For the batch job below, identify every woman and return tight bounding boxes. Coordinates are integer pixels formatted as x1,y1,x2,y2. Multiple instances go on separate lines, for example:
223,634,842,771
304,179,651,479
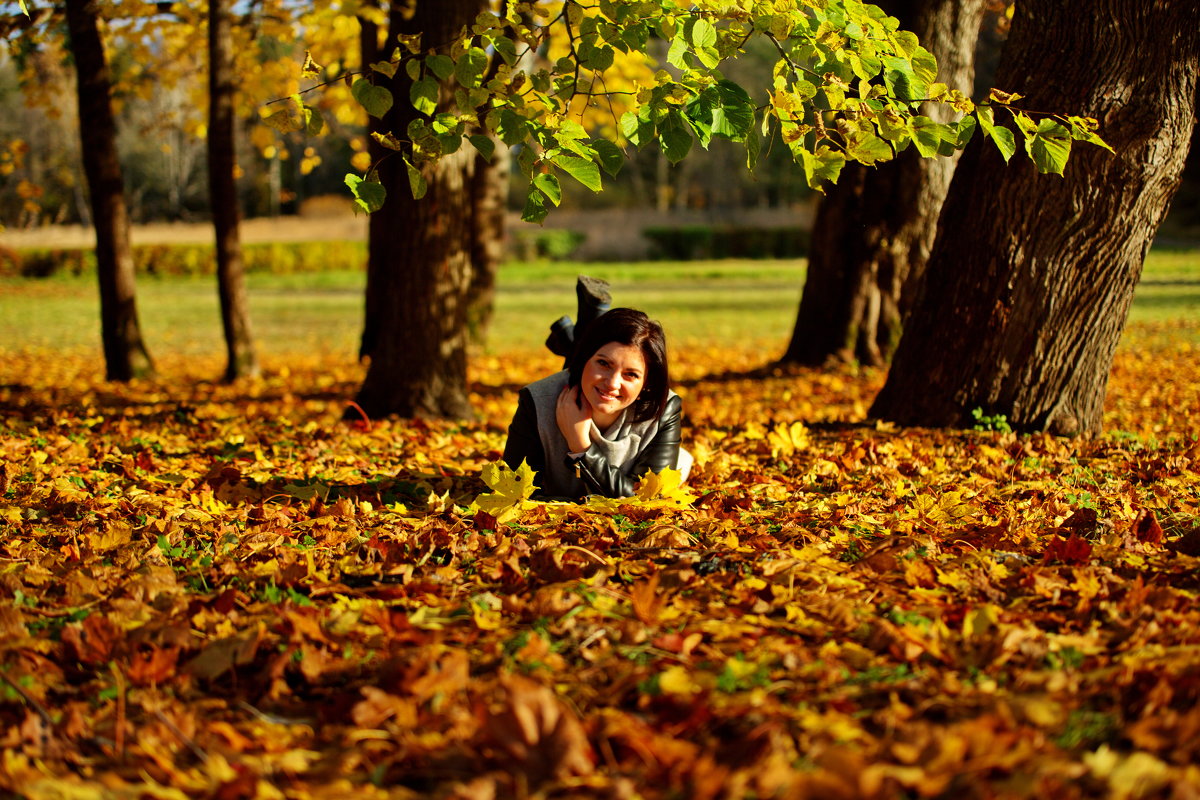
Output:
502,308,687,499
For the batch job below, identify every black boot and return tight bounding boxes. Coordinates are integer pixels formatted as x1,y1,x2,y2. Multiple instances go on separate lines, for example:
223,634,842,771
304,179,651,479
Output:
545,276,613,365
575,275,612,333
545,315,574,358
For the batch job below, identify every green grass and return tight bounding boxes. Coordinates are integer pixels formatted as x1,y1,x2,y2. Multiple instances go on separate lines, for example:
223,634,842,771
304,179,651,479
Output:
1,252,1196,359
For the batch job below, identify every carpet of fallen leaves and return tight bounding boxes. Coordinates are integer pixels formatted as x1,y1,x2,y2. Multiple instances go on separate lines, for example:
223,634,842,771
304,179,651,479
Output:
2,324,1200,800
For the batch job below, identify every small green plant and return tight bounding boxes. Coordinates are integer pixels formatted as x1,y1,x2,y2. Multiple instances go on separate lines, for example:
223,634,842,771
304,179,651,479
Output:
972,407,1013,433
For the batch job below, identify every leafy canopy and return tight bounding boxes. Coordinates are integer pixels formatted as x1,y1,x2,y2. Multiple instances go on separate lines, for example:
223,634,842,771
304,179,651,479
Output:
296,0,1110,219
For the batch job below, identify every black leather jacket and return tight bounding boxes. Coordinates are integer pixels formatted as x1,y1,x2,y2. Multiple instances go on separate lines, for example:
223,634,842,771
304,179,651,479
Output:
502,392,683,499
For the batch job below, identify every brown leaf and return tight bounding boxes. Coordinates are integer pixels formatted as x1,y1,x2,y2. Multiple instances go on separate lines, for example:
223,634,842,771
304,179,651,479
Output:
630,571,663,625
61,614,120,665
183,624,263,681
125,646,179,687
484,674,594,785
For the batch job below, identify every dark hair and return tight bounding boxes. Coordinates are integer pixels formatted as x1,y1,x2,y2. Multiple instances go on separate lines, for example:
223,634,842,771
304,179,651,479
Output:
567,308,670,423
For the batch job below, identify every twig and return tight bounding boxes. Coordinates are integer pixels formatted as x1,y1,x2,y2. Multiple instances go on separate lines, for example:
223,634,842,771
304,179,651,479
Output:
153,708,209,764
0,667,53,753
111,662,126,761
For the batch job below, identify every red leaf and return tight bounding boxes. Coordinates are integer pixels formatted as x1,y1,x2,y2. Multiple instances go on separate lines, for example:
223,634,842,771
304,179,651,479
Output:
1134,508,1165,545
1042,533,1093,565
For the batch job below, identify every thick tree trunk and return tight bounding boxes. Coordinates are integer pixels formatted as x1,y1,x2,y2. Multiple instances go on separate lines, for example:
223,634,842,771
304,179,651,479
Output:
353,0,492,419
64,0,153,381
871,0,1199,434
209,0,259,382
781,0,984,367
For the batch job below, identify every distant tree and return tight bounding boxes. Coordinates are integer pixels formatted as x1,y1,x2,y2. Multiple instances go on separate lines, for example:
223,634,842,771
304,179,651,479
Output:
782,0,985,368
208,0,259,381
871,0,1199,434
64,0,153,381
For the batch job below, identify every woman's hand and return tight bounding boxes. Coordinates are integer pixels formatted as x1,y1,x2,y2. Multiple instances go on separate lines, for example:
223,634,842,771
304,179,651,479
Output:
556,385,593,453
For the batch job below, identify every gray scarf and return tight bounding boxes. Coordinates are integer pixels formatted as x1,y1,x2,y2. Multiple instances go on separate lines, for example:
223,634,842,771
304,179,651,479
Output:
525,371,668,497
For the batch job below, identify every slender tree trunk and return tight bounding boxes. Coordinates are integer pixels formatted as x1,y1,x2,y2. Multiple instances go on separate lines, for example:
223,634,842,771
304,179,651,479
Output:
871,0,1199,434
352,0,491,419
358,0,382,361
466,139,506,343
781,0,985,367
64,0,153,381
209,0,259,381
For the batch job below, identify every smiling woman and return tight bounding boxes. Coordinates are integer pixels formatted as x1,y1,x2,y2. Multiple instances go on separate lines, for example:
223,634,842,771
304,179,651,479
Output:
501,307,691,500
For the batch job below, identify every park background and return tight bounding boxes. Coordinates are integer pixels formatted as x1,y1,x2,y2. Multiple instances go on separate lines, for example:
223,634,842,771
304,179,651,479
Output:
2,2,1200,799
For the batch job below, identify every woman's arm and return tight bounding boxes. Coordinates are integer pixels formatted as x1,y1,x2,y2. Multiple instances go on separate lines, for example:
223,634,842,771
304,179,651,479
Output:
575,395,682,498
502,389,547,477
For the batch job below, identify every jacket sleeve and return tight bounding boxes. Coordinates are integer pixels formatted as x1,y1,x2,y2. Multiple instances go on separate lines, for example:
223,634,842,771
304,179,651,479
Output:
501,389,547,480
575,395,682,498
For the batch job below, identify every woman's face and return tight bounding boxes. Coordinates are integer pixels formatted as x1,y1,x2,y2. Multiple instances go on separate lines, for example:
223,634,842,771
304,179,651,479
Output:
581,341,647,421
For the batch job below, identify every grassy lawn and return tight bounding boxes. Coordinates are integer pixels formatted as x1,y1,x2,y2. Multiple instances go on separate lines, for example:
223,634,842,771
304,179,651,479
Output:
1,251,1196,360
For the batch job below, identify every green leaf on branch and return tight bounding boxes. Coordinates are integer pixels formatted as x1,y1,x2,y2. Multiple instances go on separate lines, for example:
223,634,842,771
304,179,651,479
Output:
345,173,387,214
496,109,530,146
370,60,397,79
1027,118,1072,176
550,155,603,192
1065,115,1114,153
911,116,956,158
455,47,489,89
404,158,428,199
411,77,438,117
533,173,562,206
660,112,694,163
371,131,404,151
845,131,893,165
303,106,325,136
18,0,30,16
591,139,624,177
882,55,927,105
620,108,654,148
468,135,496,162
689,81,755,143
264,109,303,134
522,188,548,224
977,107,1017,163
427,54,454,82
798,146,846,191
352,79,394,119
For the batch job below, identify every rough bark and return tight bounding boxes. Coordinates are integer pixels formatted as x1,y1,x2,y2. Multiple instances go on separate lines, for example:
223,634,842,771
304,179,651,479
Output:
781,0,985,367
64,0,153,381
870,0,1200,434
352,0,493,419
209,0,259,382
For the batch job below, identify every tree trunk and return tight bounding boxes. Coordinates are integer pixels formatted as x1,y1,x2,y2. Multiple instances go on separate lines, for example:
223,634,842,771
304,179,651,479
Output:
352,0,492,419
357,0,383,361
64,0,154,381
781,0,985,367
209,0,259,382
870,0,1199,434
465,140,506,344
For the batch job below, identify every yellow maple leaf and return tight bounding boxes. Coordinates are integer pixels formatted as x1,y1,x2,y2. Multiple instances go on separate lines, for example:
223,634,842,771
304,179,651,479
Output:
768,420,810,458
633,467,696,508
471,459,537,522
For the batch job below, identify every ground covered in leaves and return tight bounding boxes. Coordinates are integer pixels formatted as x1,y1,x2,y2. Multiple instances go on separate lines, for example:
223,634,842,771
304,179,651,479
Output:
2,324,1200,799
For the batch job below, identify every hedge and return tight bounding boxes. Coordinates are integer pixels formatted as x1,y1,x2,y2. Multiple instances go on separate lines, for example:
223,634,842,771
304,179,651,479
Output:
2,240,368,278
642,225,810,260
